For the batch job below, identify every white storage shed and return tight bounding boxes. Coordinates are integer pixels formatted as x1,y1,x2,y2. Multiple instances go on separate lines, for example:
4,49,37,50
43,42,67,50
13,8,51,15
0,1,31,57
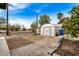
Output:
41,24,56,36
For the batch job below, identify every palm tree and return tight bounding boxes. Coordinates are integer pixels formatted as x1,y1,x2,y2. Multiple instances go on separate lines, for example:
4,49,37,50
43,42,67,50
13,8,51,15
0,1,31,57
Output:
57,13,63,21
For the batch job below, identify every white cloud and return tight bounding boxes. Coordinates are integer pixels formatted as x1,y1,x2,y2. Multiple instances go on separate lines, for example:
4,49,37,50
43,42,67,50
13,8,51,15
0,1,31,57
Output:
9,3,31,11
0,9,6,18
9,18,35,29
50,16,59,24
34,4,48,14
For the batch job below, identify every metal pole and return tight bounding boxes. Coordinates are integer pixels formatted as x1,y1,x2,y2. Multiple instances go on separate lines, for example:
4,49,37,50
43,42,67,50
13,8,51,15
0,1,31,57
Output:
35,13,38,35
36,13,38,28
6,3,9,35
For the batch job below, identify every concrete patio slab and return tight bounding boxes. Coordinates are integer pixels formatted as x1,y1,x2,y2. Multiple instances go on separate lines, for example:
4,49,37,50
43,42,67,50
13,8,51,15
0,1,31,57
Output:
35,39,50,47
11,43,44,56
10,36,61,56
0,37,10,56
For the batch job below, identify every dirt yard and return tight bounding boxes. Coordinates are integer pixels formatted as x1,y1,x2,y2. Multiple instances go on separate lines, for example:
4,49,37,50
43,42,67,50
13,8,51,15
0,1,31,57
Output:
6,31,53,50
3,31,79,56
53,39,79,56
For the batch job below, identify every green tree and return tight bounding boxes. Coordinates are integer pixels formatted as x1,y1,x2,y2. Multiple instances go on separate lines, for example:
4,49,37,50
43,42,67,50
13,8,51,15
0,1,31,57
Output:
63,5,79,37
31,21,38,34
69,5,79,18
22,25,26,31
15,24,21,31
39,14,51,26
57,13,63,21
63,18,79,37
31,21,38,29
0,17,7,30
0,17,6,25
59,17,69,24
10,24,21,31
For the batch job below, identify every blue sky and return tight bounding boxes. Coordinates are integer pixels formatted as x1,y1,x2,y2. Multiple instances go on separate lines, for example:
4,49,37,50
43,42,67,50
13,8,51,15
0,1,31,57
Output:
0,3,78,29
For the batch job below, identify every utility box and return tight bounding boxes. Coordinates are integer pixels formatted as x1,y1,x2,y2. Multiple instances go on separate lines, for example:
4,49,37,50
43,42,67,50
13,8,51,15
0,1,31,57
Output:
59,28,64,35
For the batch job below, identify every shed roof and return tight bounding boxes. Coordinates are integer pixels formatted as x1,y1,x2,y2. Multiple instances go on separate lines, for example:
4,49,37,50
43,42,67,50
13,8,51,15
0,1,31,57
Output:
41,24,55,27
55,24,62,28
41,24,62,28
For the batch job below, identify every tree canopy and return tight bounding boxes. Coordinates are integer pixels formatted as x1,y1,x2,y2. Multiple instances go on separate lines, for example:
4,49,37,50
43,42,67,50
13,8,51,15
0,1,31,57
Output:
0,17,7,25
39,14,51,26
62,5,79,37
57,13,63,21
10,24,21,31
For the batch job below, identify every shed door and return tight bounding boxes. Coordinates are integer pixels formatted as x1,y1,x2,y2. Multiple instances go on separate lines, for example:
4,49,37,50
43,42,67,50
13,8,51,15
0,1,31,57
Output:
51,26,55,36
43,26,51,36
43,27,45,35
46,26,51,36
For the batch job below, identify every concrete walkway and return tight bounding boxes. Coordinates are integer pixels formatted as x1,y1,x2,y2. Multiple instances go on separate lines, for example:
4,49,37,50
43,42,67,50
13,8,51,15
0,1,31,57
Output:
0,37,10,56
11,36,62,56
